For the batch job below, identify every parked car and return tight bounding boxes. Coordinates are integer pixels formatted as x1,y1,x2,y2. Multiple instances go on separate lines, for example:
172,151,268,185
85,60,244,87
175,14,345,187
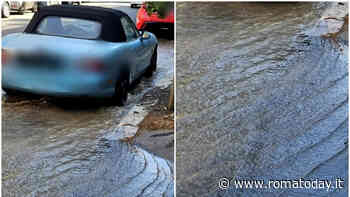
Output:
62,1,82,5
2,1,38,18
2,5,158,106
38,1,62,8
130,1,143,8
1,1,61,18
136,3,174,33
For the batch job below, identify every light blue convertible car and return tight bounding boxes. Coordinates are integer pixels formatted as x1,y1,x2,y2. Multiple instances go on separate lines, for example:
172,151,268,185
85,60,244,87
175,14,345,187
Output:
2,5,158,106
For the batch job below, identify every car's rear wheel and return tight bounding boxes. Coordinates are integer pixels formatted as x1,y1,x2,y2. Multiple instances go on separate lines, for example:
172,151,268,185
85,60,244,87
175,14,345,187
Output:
3,88,18,96
144,47,157,78
112,75,129,106
168,26,174,40
2,3,10,18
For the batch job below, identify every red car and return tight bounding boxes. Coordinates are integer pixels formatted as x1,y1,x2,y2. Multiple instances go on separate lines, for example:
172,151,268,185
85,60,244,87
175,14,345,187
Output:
136,3,174,32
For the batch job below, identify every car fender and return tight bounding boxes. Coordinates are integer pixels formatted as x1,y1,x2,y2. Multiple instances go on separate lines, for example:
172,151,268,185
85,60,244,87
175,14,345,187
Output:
103,44,133,85
147,32,158,60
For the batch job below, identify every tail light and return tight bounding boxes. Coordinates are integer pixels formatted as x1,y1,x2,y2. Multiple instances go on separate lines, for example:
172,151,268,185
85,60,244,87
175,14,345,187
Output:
80,59,105,72
2,49,13,65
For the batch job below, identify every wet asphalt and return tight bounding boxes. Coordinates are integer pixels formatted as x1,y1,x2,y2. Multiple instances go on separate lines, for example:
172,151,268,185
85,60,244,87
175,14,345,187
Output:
176,2,348,197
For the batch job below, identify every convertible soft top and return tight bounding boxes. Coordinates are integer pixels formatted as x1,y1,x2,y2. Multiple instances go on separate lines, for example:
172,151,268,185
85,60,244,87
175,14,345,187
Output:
24,5,131,42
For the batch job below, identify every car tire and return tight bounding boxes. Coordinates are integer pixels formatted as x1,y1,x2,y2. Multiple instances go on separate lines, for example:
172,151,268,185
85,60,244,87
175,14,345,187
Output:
113,75,129,106
168,27,174,40
3,88,18,96
2,3,10,18
144,47,157,78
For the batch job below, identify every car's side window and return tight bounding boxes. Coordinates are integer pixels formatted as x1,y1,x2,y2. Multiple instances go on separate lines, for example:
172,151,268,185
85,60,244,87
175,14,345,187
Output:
125,17,140,38
120,17,138,41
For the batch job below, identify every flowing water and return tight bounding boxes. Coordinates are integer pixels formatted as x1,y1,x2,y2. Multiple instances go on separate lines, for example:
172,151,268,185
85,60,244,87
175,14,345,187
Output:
176,2,348,196
2,38,174,197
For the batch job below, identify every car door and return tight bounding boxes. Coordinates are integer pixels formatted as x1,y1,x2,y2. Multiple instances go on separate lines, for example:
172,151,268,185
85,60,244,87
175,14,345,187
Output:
125,17,153,72
120,16,144,81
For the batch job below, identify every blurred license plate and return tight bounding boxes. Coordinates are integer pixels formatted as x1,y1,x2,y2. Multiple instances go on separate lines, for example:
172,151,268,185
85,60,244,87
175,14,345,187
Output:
16,53,60,69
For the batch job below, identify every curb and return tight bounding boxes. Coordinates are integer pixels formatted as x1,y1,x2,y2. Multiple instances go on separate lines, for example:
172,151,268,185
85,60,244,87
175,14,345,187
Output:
105,104,149,141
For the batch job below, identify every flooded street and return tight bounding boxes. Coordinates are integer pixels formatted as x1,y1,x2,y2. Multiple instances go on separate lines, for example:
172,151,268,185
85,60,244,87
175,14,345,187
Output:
176,2,348,197
2,3,174,197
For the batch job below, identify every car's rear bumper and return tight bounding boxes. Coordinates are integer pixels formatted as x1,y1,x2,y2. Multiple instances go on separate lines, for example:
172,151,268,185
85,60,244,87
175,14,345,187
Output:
2,65,115,98
3,84,115,98
137,21,174,31
143,22,174,30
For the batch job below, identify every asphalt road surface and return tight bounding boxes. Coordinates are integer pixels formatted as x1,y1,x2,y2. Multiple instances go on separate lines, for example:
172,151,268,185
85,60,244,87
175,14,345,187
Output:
2,3,174,197
176,2,348,197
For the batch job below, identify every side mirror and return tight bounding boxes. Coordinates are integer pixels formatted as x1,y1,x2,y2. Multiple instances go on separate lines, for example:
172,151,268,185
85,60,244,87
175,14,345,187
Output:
139,30,150,40
139,30,144,37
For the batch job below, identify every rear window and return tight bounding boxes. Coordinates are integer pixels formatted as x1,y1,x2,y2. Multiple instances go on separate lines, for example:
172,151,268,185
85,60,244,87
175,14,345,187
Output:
36,16,101,39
